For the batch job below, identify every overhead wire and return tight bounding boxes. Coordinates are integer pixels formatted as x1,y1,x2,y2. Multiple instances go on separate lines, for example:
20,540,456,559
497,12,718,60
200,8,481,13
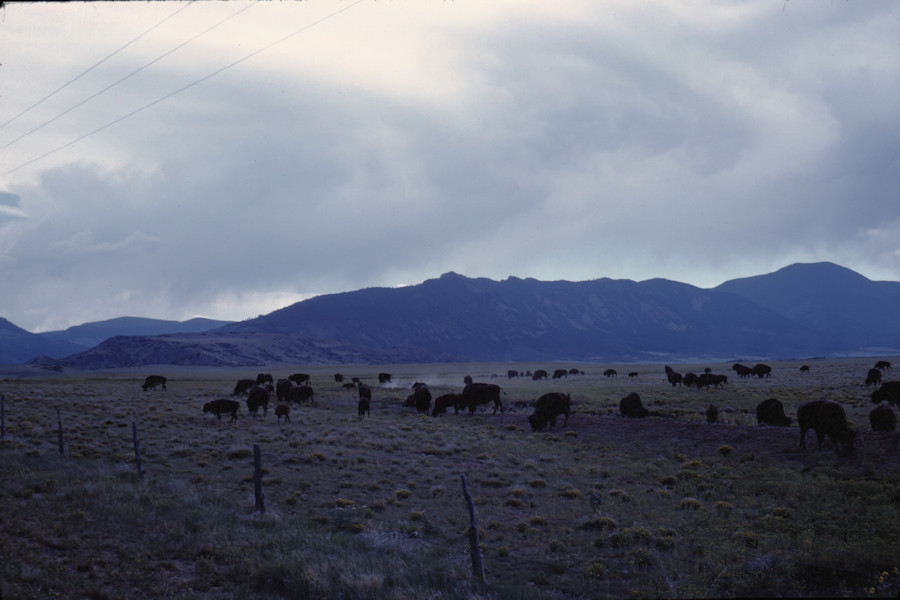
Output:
1,0,256,152
2,0,366,177
0,0,196,132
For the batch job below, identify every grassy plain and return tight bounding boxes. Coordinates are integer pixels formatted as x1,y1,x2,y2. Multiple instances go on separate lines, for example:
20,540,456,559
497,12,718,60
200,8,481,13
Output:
1,357,899,599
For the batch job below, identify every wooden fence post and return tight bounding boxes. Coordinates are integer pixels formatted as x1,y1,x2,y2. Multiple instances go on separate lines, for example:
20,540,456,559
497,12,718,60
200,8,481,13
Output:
1,394,5,439
461,474,485,582
56,407,67,457
131,421,145,481
253,444,265,514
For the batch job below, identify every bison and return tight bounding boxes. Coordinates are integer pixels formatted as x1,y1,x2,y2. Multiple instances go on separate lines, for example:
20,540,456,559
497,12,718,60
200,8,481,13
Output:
203,399,239,423
798,400,855,455
752,364,772,378
232,378,256,396
289,385,315,405
619,392,649,418
705,404,719,424
246,385,270,417
667,371,683,387
275,403,291,424
683,372,699,388
732,363,754,379
696,373,727,390
528,392,572,432
756,398,792,426
288,373,311,386
142,375,167,391
256,373,273,385
462,383,504,415
405,383,432,414
532,369,548,381
552,369,568,380
871,381,900,406
276,379,294,402
603,369,618,378
378,372,392,384
628,371,639,379
432,393,465,417
875,360,892,370
865,368,883,386
869,404,896,432
334,373,344,383
357,396,370,418
507,370,519,379
799,365,810,373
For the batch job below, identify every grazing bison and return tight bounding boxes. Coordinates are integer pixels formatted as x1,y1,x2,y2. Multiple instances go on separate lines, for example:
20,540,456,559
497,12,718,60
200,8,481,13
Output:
203,399,239,423
628,371,639,379
752,364,772,378
603,369,618,378
875,360,892,370
696,373,727,390
357,396,370,418
334,373,344,383
462,383,504,415
432,393,465,417
865,368,883,386
683,372,698,388
507,370,519,379
871,381,900,406
799,365,810,373
532,369,548,381
619,392,649,418
289,373,311,386
142,375,167,391
756,398,792,426
233,378,257,396
732,363,754,379
705,404,719,424
405,383,432,414
528,392,572,432
276,379,294,402
869,404,896,432
378,372,392,384
569,368,582,375
275,403,291,424
246,385,270,417
256,373,273,385
666,371,683,387
552,369,568,380
798,400,855,455
289,385,315,404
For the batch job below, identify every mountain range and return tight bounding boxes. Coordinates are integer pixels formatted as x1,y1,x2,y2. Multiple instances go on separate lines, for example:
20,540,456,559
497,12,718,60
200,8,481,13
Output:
3,262,899,369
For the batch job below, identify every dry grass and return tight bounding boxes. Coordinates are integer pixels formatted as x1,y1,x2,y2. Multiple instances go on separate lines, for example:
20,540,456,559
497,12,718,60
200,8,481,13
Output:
1,358,899,598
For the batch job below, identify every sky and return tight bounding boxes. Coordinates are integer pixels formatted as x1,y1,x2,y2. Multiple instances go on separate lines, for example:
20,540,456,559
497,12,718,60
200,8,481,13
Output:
1,1,899,333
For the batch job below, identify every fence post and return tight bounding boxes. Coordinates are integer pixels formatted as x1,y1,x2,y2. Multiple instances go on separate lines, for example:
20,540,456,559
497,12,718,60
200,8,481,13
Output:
56,407,67,457
253,444,265,514
1,394,5,439
461,474,485,582
131,421,145,481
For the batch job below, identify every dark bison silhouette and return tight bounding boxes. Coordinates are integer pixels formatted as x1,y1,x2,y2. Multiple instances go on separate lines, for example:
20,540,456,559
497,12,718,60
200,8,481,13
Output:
752,364,772,378
507,370,519,379
875,360,892,370
357,384,372,417
603,369,617,378
246,385,270,417
696,373,727,390
462,383,504,415
532,369,548,381
871,381,900,406
275,404,291,424
288,385,315,405
378,372,392,384
432,393,465,417
405,382,432,414
552,369,568,380
799,365,810,373
756,398,792,426
798,400,855,455
203,399,239,423
232,378,256,396
732,363,754,379
334,373,344,383
528,393,572,432
667,371,683,387
275,379,294,403
256,373,273,385
288,373,311,386
683,372,699,388
865,368,883,386
142,375,167,391
619,392,649,418
869,404,896,432
705,404,718,424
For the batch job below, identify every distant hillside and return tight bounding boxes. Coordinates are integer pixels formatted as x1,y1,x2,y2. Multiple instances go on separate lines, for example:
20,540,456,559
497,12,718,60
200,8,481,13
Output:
0,318,83,365
6,262,899,368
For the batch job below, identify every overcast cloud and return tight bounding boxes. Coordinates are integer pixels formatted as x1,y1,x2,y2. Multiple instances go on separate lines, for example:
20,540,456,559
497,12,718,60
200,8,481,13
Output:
1,1,898,333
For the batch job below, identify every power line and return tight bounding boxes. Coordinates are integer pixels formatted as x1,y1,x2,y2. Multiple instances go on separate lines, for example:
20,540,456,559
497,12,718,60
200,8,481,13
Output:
2,0,366,178
0,0,196,132
1,0,255,152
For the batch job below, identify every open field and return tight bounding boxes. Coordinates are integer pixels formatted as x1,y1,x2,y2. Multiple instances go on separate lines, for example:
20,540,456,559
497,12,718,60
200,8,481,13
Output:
2,357,899,599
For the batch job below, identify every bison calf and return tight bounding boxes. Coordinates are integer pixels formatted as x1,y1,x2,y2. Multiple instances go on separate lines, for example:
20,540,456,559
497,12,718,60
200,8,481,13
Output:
798,400,855,455
619,392,649,418
203,399,239,423
275,403,291,424
358,397,370,418
528,392,571,432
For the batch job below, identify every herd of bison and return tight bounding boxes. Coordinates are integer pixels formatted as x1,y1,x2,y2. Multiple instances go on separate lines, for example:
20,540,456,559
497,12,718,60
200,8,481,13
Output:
141,360,899,457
